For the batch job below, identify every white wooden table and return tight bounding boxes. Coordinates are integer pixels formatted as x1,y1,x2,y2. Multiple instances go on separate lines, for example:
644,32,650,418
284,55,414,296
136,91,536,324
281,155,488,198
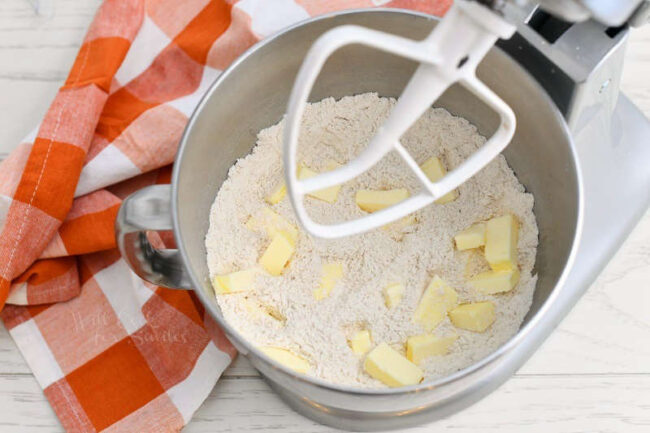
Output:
1,1,649,431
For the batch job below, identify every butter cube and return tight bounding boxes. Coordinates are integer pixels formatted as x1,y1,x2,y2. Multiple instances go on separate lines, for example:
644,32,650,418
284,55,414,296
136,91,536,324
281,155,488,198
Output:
454,223,486,251
414,276,458,331
383,282,404,309
247,208,299,243
449,302,496,332
364,342,423,387
261,208,298,242
469,268,520,294
314,262,344,300
259,231,295,275
420,157,458,204
260,347,310,373
355,189,409,212
212,269,256,295
298,165,341,203
485,214,518,270
349,330,372,355
265,182,286,204
406,334,458,364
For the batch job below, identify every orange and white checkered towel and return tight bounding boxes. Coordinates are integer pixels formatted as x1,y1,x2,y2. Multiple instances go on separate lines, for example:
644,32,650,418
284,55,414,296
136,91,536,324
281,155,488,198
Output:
0,0,450,431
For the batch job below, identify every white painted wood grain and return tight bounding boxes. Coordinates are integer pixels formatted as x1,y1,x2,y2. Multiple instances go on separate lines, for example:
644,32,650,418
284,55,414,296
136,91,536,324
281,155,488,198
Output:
0,0,102,152
2,373,649,433
0,0,648,431
190,375,650,433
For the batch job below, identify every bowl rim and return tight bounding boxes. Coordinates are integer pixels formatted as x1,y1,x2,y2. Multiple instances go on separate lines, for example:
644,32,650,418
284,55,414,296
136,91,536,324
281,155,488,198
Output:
172,7,584,396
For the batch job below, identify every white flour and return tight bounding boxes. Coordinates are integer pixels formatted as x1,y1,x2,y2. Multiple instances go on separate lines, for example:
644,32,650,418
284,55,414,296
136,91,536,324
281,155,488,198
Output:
206,93,538,387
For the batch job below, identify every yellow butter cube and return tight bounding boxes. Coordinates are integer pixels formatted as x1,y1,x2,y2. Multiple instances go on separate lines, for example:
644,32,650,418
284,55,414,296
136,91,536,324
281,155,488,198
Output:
247,208,298,242
260,347,310,373
259,231,295,276
349,330,372,355
313,262,344,300
212,269,256,295
413,276,458,331
469,268,520,294
265,182,287,204
485,214,518,271
364,342,423,387
406,334,458,364
454,223,486,251
355,189,409,212
383,282,404,309
298,165,341,203
449,302,496,332
313,280,336,300
262,208,298,242
420,156,458,204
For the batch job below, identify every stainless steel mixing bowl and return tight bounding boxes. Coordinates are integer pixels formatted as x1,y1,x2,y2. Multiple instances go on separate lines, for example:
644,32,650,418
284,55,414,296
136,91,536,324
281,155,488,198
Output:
116,9,582,431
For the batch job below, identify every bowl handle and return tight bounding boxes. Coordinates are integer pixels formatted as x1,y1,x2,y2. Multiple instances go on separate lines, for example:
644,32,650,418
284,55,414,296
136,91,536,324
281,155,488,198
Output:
115,184,192,289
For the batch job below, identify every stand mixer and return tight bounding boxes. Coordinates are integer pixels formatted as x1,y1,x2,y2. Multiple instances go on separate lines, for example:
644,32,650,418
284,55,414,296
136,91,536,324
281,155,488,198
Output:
115,1,650,429
283,0,650,239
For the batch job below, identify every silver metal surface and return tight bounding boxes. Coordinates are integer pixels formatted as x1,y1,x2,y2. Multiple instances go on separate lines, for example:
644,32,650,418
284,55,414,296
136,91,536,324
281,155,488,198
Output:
535,0,645,25
629,1,650,27
113,8,648,431
115,185,192,289
501,4,628,131
570,94,650,285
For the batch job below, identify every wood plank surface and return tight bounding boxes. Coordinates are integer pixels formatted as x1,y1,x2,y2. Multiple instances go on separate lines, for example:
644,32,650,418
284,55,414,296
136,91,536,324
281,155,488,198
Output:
1,373,648,433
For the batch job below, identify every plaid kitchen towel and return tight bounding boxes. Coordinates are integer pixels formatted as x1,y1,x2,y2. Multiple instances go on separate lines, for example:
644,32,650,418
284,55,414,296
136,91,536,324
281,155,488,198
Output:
0,0,451,431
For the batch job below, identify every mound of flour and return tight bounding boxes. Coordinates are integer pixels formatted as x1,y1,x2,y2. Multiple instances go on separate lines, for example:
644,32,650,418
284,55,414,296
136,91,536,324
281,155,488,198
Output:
206,93,538,387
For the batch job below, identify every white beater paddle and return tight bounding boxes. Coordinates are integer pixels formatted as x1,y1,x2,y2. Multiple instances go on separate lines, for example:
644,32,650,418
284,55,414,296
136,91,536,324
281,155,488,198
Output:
284,0,516,239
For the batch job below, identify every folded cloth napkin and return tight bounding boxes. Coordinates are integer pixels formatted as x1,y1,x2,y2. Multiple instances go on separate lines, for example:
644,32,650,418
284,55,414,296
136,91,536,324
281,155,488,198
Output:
0,0,450,431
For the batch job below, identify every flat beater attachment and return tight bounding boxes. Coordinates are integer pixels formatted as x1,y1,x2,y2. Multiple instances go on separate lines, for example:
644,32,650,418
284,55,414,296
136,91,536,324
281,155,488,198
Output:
283,1,516,238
